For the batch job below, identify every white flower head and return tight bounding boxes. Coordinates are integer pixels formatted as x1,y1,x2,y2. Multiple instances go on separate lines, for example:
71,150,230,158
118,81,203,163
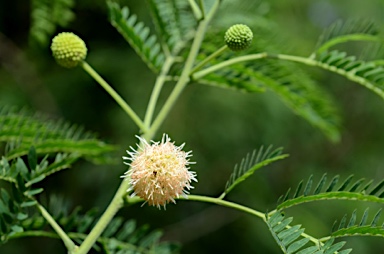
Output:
122,134,197,209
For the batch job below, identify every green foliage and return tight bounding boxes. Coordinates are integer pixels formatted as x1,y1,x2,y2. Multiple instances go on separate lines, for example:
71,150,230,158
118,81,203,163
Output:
29,0,75,46
10,202,180,253
331,208,384,239
277,174,384,210
221,146,288,198
313,19,379,55
194,29,342,141
146,0,196,54
0,187,32,243
0,149,80,185
0,154,47,243
244,58,341,142
313,50,384,99
0,106,116,164
107,1,166,73
266,211,352,254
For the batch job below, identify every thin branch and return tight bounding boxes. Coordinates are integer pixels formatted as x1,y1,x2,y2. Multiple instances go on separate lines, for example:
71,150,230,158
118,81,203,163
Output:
81,61,147,132
188,0,202,20
144,56,175,128
37,204,77,252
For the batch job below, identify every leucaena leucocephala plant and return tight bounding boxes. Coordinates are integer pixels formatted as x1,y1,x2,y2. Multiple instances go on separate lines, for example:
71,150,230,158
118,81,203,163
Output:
0,1,383,253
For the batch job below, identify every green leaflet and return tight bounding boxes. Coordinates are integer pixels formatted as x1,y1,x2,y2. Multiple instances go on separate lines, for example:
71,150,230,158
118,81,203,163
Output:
329,208,384,239
0,106,116,164
332,225,384,238
8,203,180,253
107,1,165,73
314,19,379,55
146,0,196,54
277,174,384,210
313,50,384,100
29,0,75,46
266,211,352,254
278,192,384,210
221,146,288,199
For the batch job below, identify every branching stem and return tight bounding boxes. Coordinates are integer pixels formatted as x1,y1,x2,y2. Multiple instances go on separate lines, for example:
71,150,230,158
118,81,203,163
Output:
147,0,222,137
75,2,222,253
191,45,228,74
144,56,175,128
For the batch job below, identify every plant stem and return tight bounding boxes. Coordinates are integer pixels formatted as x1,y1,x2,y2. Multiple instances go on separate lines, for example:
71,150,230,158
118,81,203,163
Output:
188,0,202,20
127,194,322,246
193,51,384,99
182,195,265,218
192,52,268,79
81,61,147,132
182,196,322,246
147,0,222,137
37,203,77,253
75,179,129,254
198,0,206,19
191,45,228,74
143,56,175,128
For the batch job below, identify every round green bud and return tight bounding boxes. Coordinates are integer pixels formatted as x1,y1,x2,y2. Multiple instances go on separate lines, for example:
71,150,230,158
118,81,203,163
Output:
51,32,87,68
224,24,253,51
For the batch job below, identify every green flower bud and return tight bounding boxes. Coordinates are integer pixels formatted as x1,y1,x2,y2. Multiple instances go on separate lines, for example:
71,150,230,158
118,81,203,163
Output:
51,32,87,68
224,24,253,51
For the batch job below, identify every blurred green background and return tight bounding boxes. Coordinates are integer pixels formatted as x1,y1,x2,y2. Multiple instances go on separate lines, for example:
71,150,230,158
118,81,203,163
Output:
0,0,384,253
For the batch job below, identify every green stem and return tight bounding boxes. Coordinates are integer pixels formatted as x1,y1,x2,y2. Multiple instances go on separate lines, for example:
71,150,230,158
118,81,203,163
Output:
188,0,202,20
144,56,175,128
191,45,228,74
182,195,265,218
37,204,77,253
198,0,206,19
184,196,321,246
81,61,147,132
192,52,268,79
75,179,129,254
147,0,222,137
126,194,322,246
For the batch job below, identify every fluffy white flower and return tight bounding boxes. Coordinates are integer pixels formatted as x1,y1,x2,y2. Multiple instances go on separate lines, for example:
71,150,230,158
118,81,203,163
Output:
122,134,197,209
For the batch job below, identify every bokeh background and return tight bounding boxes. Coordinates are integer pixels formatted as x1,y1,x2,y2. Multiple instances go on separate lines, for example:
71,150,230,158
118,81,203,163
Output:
0,0,384,253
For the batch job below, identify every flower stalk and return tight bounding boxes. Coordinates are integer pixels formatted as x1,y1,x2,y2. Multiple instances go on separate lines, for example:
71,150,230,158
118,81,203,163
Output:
80,61,147,132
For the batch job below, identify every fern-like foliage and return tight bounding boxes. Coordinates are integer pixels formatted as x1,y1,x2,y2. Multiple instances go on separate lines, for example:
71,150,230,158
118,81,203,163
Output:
313,50,384,99
220,146,288,198
0,106,115,164
313,19,379,55
146,0,196,54
5,201,180,253
107,1,166,73
0,186,35,243
194,28,342,141
330,208,384,239
0,150,178,252
0,152,48,242
29,0,75,46
277,174,384,210
266,211,352,254
0,147,80,185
